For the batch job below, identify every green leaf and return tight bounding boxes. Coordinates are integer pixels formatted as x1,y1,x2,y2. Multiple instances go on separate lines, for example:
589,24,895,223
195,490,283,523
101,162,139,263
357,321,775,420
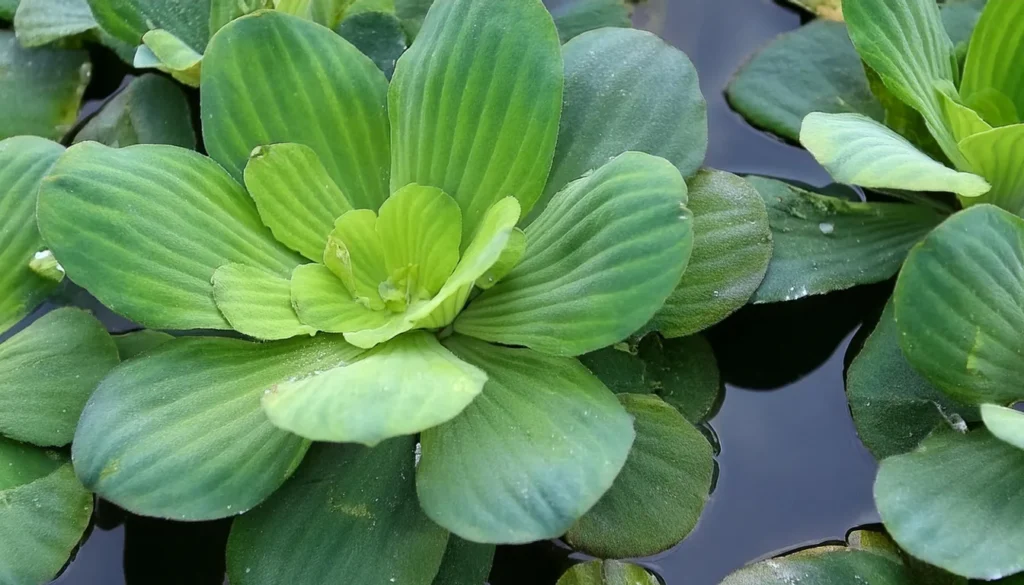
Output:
960,0,1024,122
748,176,945,303
72,335,362,520
111,329,173,360
455,152,692,357
652,169,771,337
843,0,963,165
938,87,992,143
477,227,525,290
981,404,1024,451
336,10,408,79
549,0,629,44
394,0,430,37
275,0,354,27
894,204,1024,404
13,0,97,47
263,331,486,445
800,113,990,197
74,74,196,148
721,540,916,585
579,334,721,425
0,440,92,585
726,20,883,143
136,29,203,87
290,263,392,333
203,10,391,211
0,32,90,141
0,308,119,447
0,0,18,19
209,0,272,33
417,335,634,544
212,263,316,340
847,300,977,460
958,124,1024,216
876,429,1024,580
0,136,63,334
324,209,389,311
430,537,495,585
556,560,660,585
540,27,706,219
85,0,211,51
227,438,450,585
388,0,563,235
565,394,712,558
37,142,302,331
244,143,352,263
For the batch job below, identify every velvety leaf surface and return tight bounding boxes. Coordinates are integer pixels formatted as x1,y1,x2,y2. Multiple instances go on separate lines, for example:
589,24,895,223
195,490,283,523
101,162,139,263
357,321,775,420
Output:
540,27,705,218
579,334,720,424
748,176,944,303
0,32,89,141
557,561,660,585
74,74,195,148
418,336,634,544
876,430,1024,580
0,440,92,585
430,537,495,585
653,169,771,337
86,0,211,51
212,263,316,340
894,205,1024,404
388,0,563,234
549,0,629,44
13,0,96,47
960,0,1024,121
959,124,1024,216
203,10,391,211
726,20,882,143
456,152,691,356
565,394,712,558
800,113,989,197
846,300,977,460
0,308,119,447
263,332,486,445
290,263,393,333
0,137,63,334
336,10,407,79
228,438,449,585
111,329,173,360
37,142,302,331
73,335,362,520
721,543,916,585
982,404,1024,451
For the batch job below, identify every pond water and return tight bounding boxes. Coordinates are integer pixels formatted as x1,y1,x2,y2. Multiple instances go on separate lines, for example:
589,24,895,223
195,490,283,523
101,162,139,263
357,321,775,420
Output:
51,1,889,583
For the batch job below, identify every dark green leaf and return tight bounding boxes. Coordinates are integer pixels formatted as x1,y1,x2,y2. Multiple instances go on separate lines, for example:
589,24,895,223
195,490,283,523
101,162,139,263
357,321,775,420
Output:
74,74,195,148
721,536,917,585
549,0,630,44
86,0,211,51
111,329,173,360
337,10,407,79
430,537,495,585
13,0,97,47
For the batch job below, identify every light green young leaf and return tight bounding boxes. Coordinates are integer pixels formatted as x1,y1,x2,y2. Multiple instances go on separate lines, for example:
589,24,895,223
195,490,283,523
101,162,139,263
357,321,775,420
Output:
324,209,389,311
227,438,449,585
726,20,883,143
209,0,272,33
275,0,354,27
843,0,963,164
541,27,706,217
213,263,315,340
74,74,196,149
388,0,563,236
376,184,461,297
0,308,119,447
958,124,1024,216
0,32,90,141
73,335,361,520
876,430,1024,580
203,10,391,210
37,142,302,331
136,29,202,87
938,87,992,143
418,335,634,544
455,152,692,357
652,169,771,337
557,560,660,585
960,0,1024,122
244,143,353,262
0,440,92,585
0,137,63,334
430,537,495,585
894,205,1024,405
749,176,944,303
86,0,211,51
800,112,990,197
964,88,1020,128
290,263,392,333
476,228,525,290
564,394,712,558
549,0,630,44
13,0,96,47
263,331,486,445
981,404,1024,451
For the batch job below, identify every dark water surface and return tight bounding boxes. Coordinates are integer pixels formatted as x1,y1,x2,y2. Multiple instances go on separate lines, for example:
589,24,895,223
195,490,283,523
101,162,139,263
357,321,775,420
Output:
52,1,885,583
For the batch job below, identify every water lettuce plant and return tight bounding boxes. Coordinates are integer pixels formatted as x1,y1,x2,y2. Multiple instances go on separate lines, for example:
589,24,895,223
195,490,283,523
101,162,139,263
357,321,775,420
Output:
25,0,757,579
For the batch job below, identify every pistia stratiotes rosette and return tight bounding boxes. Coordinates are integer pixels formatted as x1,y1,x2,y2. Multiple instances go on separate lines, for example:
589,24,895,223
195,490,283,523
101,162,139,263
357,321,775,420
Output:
36,0,715,578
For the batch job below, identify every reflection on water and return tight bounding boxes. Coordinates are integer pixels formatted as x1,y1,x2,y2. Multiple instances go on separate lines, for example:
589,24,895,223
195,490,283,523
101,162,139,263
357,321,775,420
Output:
53,1,886,584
